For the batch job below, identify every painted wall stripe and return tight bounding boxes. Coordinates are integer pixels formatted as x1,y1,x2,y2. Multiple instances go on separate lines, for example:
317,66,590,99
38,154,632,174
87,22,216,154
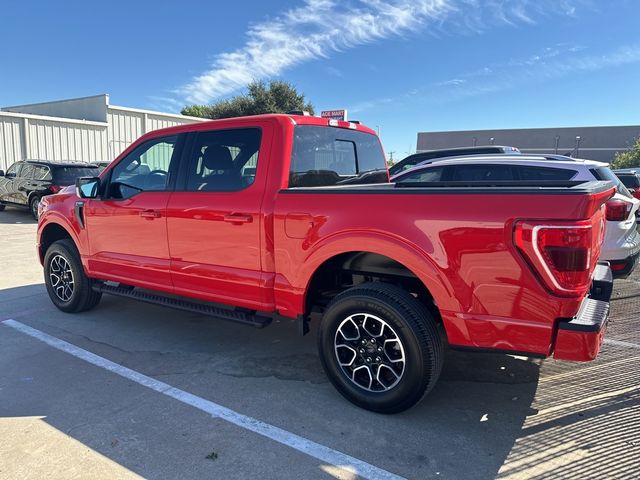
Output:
2,319,405,480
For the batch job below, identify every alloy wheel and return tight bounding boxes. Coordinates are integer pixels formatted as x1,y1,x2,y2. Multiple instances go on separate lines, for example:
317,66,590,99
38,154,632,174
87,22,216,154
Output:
49,254,75,302
334,313,406,392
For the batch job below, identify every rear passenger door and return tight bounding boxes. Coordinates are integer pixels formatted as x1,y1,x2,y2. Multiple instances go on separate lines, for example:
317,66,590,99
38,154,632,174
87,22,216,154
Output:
166,126,273,310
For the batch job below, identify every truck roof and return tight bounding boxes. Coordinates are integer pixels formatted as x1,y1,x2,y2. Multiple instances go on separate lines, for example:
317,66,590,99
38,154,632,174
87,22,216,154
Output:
142,113,378,139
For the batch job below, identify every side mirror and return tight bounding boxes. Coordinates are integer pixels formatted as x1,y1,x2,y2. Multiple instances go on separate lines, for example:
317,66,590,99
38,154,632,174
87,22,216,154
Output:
0,170,4,176
76,177,100,199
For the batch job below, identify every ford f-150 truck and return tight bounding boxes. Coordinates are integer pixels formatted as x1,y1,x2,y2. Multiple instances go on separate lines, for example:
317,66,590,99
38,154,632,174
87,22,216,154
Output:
37,114,615,413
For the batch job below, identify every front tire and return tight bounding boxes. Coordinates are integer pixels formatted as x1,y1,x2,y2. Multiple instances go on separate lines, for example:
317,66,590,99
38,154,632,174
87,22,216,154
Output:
318,282,443,414
44,239,102,313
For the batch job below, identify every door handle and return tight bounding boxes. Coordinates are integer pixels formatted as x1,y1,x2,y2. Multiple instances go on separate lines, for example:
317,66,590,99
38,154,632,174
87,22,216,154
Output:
223,213,253,224
140,209,161,219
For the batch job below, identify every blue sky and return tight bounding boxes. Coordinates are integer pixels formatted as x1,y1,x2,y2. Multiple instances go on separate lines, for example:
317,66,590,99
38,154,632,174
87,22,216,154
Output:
1,0,639,159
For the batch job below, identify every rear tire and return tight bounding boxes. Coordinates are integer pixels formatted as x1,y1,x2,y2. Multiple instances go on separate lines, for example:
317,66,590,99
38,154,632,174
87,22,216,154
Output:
318,282,443,414
0,204,5,211
44,239,102,313
29,196,40,220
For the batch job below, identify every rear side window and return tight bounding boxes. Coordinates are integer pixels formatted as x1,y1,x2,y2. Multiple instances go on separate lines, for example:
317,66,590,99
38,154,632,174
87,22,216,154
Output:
516,166,577,181
33,165,52,181
395,167,444,183
20,164,36,179
289,126,387,187
184,128,261,192
590,167,633,199
450,164,514,181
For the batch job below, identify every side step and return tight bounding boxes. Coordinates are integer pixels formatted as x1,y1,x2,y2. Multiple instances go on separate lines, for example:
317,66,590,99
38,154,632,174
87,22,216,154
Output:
93,283,272,328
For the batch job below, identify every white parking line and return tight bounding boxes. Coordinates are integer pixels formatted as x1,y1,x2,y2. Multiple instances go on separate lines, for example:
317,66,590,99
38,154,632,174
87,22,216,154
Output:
604,338,640,350
2,319,404,480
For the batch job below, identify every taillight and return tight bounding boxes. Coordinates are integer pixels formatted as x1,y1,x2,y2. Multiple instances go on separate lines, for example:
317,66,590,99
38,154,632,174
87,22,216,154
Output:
610,262,627,272
49,185,62,194
605,199,631,221
514,218,603,297
629,188,640,200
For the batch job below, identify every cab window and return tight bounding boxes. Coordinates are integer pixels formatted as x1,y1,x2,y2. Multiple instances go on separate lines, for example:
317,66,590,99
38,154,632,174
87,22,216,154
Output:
289,126,388,187
184,128,261,192
108,135,180,198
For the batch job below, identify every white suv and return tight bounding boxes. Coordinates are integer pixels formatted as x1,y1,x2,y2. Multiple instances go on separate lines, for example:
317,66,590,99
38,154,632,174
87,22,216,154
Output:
392,154,640,278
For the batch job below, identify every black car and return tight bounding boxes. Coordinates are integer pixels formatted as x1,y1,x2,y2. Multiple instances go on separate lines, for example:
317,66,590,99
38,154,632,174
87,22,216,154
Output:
0,160,101,219
389,145,521,176
613,170,640,199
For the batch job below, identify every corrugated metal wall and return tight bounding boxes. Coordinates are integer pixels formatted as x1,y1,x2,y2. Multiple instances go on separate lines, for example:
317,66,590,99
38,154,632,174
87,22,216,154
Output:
106,108,144,159
107,107,202,160
26,118,108,162
0,103,204,171
0,114,22,170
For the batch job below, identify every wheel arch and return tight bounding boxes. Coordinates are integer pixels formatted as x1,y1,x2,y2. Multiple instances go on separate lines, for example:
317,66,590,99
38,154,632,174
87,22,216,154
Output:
39,221,78,264
297,232,456,322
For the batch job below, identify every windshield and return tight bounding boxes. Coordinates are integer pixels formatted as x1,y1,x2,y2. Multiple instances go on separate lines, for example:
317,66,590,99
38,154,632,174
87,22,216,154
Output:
53,167,101,185
289,125,388,187
590,167,633,199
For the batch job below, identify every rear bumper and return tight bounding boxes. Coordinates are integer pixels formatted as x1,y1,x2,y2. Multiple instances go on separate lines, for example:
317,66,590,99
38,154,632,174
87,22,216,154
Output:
553,262,612,361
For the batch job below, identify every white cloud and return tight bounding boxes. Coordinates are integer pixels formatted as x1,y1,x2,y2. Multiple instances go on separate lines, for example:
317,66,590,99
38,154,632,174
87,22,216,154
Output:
177,0,586,105
425,43,640,104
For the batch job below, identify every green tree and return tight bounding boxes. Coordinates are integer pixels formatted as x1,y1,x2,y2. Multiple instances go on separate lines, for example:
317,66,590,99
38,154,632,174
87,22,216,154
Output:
181,80,314,119
611,137,640,169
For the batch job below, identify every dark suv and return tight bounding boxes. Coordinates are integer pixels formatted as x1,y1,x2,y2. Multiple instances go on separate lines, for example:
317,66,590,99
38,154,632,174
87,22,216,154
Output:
389,145,520,176
614,170,640,200
0,160,100,219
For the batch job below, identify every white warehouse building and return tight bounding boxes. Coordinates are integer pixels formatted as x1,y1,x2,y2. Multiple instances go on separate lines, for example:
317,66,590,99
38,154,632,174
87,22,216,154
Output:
0,94,205,171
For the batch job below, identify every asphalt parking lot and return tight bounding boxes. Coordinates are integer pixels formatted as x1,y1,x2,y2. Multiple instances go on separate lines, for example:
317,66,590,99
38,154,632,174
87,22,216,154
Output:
0,207,638,480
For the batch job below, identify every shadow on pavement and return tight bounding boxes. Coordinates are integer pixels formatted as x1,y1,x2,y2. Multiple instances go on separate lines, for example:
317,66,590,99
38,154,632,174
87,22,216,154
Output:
0,207,36,225
1,277,638,479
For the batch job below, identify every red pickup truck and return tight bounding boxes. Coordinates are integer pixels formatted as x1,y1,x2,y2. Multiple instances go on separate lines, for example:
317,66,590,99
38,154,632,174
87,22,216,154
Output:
37,114,614,413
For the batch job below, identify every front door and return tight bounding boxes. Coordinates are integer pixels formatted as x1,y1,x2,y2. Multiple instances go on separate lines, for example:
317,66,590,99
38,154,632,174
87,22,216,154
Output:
84,134,184,291
0,162,25,205
167,127,273,310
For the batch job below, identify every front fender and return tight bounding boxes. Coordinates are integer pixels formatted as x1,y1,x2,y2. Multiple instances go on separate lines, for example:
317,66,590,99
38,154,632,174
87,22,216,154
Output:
37,195,87,264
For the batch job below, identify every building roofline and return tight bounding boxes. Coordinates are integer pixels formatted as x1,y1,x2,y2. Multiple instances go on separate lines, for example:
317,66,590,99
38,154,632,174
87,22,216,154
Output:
1,94,109,111
0,110,108,127
418,124,640,135
107,104,206,122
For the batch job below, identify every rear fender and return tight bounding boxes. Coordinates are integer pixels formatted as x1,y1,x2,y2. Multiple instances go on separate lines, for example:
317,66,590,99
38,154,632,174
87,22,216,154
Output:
275,231,456,318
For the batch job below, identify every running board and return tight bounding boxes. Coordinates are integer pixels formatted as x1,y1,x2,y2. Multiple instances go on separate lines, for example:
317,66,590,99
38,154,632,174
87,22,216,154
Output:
92,283,272,328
